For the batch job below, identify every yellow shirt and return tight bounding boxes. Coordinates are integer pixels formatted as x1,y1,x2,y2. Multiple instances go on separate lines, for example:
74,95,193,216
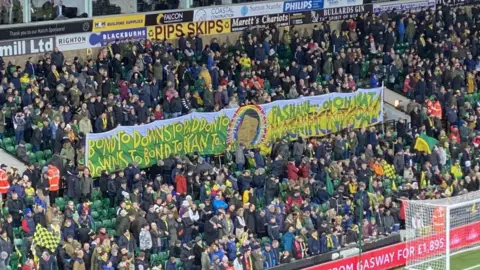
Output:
239,57,251,69
25,187,35,198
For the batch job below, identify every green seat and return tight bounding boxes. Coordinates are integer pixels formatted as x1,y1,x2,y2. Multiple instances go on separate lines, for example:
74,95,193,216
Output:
108,208,117,217
159,252,169,261
94,221,102,230
13,227,22,237
56,197,65,211
38,159,46,167
111,217,116,225
92,200,103,210
102,198,110,207
25,143,32,151
28,152,36,162
6,145,14,154
102,219,112,229
35,151,45,160
99,209,107,218
3,137,12,146
91,211,99,219
150,253,160,266
43,149,52,157
261,237,270,246
2,207,7,217
14,238,23,247
108,229,116,236
92,190,102,201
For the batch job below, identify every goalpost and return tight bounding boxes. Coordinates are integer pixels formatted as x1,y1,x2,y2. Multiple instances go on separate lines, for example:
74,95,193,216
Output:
404,190,480,270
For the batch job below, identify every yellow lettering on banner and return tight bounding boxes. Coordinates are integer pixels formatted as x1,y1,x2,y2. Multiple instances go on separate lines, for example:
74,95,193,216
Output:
152,20,231,40
93,14,146,32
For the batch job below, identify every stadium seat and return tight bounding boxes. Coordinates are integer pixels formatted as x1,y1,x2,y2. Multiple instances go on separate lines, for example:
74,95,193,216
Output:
43,149,52,158
38,159,46,167
91,211,99,219
94,221,102,230
158,252,169,261
28,152,36,163
108,229,116,236
111,218,116,226
2,207,8,217
99,209,107,218
13,227,22,237
3,137,12,146
25,143,32,151
92,190,102,201
108,208,117,217
6,145,14,154
92,200,103,210
14,238,22,247
102,219,112,229
102,198,110,207
35,151,45,160
150,253,160,266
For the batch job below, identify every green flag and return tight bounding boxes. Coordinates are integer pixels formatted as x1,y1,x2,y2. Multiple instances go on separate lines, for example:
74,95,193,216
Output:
368,176,375,193
326,171,334,195
414,133,438,154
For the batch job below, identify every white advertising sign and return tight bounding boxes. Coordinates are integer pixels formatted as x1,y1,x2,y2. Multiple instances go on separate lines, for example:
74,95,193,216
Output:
193,1,284,21
56,33,100,51
373,0,435,13
323,0,363,9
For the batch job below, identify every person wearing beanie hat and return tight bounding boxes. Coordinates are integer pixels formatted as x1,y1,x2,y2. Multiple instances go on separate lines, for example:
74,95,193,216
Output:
252,243,266,270
263,242,278,268
21,207,36,237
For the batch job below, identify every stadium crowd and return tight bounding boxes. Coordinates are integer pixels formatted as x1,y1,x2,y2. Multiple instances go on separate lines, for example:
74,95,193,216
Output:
0,3,478,270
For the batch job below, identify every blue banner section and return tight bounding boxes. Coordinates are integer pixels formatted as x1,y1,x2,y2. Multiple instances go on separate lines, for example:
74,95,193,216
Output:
89,27,147,46
283,0,323,12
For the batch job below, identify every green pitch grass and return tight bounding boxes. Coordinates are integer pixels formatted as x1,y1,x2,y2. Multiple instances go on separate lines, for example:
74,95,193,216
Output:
396,248,480,270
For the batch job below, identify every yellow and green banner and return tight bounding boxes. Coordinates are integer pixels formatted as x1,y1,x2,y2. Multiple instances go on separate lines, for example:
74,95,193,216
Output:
86,88,383,176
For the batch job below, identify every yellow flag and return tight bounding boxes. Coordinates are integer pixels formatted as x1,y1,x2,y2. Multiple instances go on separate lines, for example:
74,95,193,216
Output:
420,171,427,189
392,179,398,191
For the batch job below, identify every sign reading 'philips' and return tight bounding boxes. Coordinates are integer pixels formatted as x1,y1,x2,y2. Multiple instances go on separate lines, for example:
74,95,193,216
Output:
283,0,315,12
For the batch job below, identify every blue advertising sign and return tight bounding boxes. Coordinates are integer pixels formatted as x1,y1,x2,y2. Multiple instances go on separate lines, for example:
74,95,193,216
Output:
89,27,147,46
283,0,324,12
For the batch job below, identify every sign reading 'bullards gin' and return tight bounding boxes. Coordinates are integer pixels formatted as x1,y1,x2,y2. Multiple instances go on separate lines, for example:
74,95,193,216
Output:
231,14,289,32
312,4,372,22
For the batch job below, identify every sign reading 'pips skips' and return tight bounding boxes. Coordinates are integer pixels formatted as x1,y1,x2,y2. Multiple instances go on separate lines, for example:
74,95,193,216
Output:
147,20,230,40
231,14,290,32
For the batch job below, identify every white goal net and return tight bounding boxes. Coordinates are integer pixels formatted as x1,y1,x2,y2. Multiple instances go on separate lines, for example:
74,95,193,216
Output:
404,190,480,270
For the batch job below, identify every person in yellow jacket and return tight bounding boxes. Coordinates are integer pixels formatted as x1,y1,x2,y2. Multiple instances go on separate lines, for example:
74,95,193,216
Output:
239,53,251,69
243,187,254,205
467,72,476,94
451,161,463,179
199,66,212,86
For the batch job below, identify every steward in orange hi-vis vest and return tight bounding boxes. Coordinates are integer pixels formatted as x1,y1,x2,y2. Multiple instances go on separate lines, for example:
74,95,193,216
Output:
0,169,9,194
47,165,60,191
432,206,446,233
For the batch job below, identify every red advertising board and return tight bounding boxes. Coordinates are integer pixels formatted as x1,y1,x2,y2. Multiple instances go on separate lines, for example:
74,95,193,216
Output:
306,221,480,270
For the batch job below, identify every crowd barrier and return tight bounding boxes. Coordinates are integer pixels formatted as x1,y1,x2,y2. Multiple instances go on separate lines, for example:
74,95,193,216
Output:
270,234,401,270
0,0,471,57
302,220,480,270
